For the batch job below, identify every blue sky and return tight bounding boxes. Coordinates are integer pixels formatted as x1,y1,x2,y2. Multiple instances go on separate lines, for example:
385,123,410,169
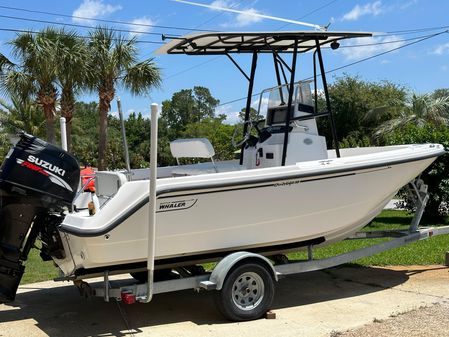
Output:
0,0,448,123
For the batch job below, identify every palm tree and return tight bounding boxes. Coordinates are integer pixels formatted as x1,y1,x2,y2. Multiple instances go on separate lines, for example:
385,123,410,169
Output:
0,96,45,136
0,29,59,143
54,29,89,151
366,93,449,138
86,27,161,170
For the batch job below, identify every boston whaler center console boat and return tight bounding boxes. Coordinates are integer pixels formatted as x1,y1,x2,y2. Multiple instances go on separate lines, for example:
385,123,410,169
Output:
0,31,446,320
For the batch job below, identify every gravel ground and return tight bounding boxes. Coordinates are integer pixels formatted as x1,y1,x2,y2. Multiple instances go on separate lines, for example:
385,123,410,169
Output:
334,302,449,337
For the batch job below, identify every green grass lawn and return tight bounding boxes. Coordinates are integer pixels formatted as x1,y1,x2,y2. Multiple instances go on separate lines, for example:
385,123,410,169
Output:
22,242,59,284
20,210,449,285
287,210,449,265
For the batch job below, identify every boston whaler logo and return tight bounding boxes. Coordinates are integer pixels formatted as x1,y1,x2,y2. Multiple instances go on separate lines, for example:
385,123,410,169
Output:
17,155,73,192
158,199,197,212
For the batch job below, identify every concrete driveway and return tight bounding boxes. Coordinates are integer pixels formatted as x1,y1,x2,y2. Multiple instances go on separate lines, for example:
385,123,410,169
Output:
0,265,448,337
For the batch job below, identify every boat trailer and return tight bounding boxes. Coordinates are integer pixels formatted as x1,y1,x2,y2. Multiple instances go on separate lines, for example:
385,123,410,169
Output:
73,105,449,321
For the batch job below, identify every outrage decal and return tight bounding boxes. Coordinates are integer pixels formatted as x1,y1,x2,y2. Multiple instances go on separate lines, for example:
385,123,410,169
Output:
273,180,301,187
157,199,197,212
16,157,73,192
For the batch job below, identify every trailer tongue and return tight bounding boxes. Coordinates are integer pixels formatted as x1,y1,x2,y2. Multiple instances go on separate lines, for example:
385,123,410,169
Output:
0,133,80,302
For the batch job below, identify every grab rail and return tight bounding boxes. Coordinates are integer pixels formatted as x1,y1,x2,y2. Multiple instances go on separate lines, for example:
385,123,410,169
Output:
71,176,96,211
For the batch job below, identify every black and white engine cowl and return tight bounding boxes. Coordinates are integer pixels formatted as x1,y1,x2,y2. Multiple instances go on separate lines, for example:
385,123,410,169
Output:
0,133,80,302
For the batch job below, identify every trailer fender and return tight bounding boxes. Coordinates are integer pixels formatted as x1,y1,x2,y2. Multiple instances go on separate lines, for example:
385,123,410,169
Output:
205,252,278,291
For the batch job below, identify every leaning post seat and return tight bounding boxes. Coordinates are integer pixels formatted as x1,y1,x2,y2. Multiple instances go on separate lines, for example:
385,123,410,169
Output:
170,138,243,176
170,138,217,169
170,138,215,160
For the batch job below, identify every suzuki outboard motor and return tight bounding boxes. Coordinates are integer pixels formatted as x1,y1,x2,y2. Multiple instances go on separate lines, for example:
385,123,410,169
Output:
0,133,80,302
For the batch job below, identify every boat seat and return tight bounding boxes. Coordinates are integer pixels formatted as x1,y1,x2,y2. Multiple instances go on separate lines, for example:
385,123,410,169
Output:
170,138,215,160
95,171,127,198
170,138,246,176
170,138,217,171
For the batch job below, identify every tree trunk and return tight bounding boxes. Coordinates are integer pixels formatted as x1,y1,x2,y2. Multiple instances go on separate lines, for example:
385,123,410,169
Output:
37,87,57,144
60,88,75,152
98,85,114,170
44,110,55,144
98,101,108,170
66,122,72,153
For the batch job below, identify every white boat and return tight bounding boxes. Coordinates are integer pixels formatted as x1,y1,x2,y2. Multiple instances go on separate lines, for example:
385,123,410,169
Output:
0,31,445,302
58,143,442,274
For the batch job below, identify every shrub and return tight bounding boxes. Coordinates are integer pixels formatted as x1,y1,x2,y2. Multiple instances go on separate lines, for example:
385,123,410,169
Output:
384,124,449,223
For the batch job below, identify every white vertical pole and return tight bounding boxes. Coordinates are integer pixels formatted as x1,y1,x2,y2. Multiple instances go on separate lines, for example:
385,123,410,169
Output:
143,103,158,303
117,97,131,177
60,117,68,151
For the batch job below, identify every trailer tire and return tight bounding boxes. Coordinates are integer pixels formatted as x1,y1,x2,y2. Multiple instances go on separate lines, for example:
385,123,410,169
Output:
214,261,275,321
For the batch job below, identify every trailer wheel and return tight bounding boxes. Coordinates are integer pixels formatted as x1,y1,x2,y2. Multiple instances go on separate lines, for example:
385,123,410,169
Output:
214,262,275,321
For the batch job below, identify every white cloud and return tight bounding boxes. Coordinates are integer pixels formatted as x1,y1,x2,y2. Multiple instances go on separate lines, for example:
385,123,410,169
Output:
399,0,418,10
380,59,391,64
72,0,122,24
209,0,263,28
430,42,449,56
210,0,235,8
128,17,155,37
234,8,263,27
251,96,269,114
341,1,383,21
216,97,268,125
339,35,404,61
215,104,240,124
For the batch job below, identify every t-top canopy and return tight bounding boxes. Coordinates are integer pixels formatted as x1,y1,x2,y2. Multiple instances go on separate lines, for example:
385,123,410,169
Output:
156,31,372,55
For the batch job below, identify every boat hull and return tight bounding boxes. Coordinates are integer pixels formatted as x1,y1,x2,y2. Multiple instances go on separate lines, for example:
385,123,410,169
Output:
56,145,442,275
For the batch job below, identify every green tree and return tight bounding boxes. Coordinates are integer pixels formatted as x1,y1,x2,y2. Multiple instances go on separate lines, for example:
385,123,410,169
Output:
125,112,151,168
432,88,449,100
160,86,219,136
368,93,449,139
192,86,219,122
158,86,222,165
0,133,11,160
86,27,161,170
0,96,45,160
384,123,449,222
107,115,127,169
0,29,60,143
71,101,99,166
321,75,407,146
157,117,176,166
182,116,235,161
238,107,262,122
55,30,89,151
0,96,45,136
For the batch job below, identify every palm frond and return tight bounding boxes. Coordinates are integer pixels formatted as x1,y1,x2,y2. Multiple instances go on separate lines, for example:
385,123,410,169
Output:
0,70,36,99
122,58,162,96
372,91,449,137
0,53,16,73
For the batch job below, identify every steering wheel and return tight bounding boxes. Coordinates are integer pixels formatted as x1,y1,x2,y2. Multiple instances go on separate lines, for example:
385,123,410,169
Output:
232,120,253,148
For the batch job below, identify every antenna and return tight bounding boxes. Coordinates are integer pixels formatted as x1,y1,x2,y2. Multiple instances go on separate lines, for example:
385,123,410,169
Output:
173,0,326,31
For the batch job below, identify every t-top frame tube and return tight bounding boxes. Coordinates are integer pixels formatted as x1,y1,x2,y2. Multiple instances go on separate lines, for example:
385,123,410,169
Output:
239,51,258,165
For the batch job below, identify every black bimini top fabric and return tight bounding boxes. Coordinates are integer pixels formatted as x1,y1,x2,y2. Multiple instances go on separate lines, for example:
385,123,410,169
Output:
156,31,372,55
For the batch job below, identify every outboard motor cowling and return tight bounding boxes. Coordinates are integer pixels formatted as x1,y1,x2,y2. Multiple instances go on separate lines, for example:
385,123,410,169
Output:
0,133,80,302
